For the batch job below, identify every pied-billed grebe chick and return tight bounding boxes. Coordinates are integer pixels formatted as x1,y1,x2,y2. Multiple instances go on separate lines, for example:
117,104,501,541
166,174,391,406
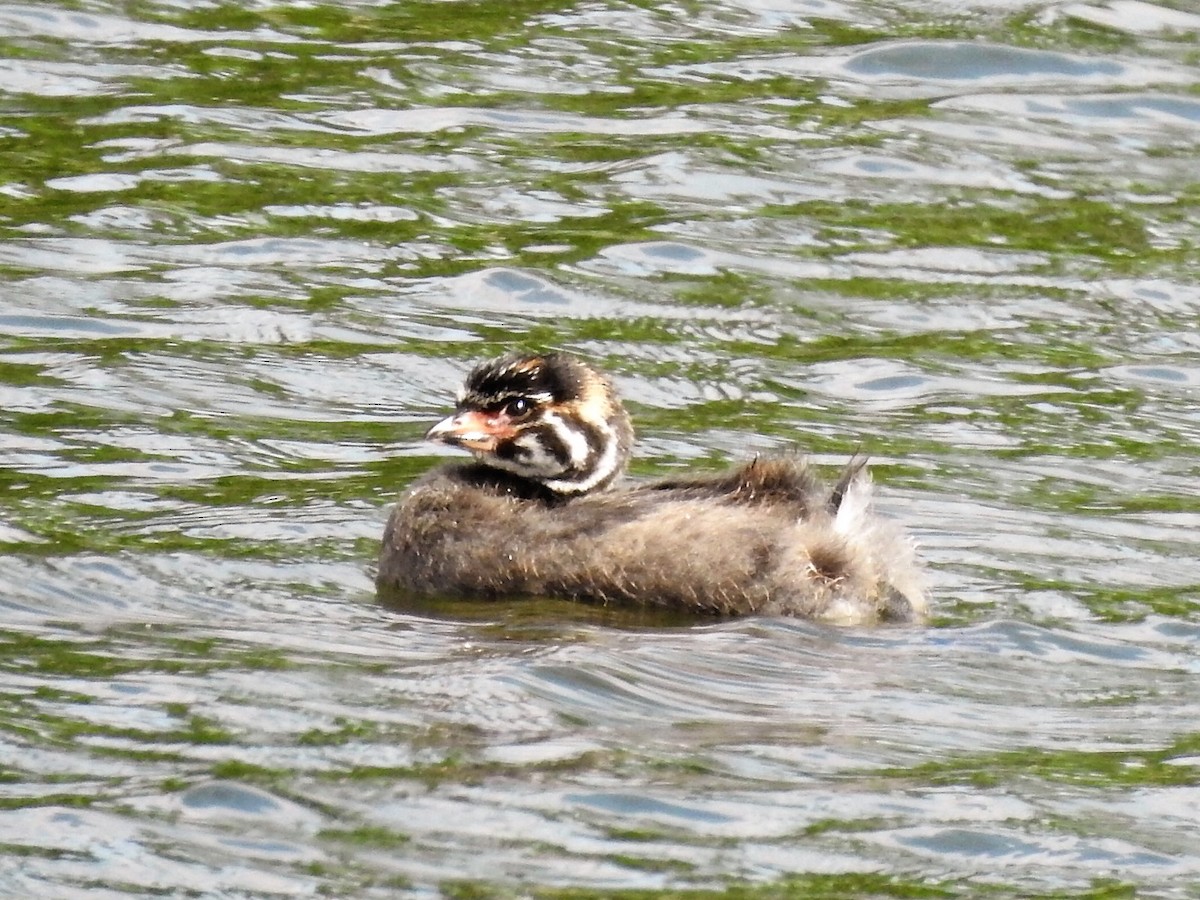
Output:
377,352,928,624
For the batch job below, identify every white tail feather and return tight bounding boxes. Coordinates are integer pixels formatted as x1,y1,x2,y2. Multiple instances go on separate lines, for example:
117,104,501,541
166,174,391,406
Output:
834,467,873,536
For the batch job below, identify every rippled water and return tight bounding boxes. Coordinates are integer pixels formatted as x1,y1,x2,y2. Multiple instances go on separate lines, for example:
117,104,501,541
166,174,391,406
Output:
2,1,1199,897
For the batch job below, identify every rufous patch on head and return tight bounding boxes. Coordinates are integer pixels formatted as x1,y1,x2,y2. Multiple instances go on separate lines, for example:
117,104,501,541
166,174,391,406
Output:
509,357,545,376
571,371,613,424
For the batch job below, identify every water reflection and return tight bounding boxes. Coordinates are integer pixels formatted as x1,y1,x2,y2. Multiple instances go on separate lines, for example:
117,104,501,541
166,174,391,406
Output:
844,41,1125,81
1,0,1198,897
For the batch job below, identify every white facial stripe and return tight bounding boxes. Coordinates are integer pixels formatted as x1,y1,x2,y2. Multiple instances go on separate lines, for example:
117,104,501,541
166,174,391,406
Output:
544,421,618,494
514,432,562,473
542,411,589,467
478,431,566,481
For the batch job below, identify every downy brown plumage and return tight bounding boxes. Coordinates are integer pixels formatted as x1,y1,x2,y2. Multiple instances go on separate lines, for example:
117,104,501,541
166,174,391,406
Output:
378,352,928,624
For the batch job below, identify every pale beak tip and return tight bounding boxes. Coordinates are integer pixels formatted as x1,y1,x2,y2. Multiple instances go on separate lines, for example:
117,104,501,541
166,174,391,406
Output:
424,416,458,444
424,412,496,453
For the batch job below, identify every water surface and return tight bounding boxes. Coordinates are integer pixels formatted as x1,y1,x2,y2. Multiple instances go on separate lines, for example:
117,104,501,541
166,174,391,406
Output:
1,1,1198,897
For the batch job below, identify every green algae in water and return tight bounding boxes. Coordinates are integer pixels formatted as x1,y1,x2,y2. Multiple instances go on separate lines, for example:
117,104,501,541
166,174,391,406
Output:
441,874,1139,899
1,0,1199,897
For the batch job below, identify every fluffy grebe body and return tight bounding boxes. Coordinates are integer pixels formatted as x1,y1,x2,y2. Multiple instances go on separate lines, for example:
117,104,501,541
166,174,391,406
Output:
378,352,927,624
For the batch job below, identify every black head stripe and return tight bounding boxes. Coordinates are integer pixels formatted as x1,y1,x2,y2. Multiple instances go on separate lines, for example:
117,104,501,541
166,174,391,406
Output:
463,353,586,409
532,421,571,468
474,389,553,413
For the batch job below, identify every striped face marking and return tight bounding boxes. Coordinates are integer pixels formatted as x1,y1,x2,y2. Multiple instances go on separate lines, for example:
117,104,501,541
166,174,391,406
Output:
542,411,590,468
544,420,620,494
433,352,632,495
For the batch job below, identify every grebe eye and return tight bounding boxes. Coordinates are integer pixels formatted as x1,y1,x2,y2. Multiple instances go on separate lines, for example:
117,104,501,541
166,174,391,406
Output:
504,397,532,418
